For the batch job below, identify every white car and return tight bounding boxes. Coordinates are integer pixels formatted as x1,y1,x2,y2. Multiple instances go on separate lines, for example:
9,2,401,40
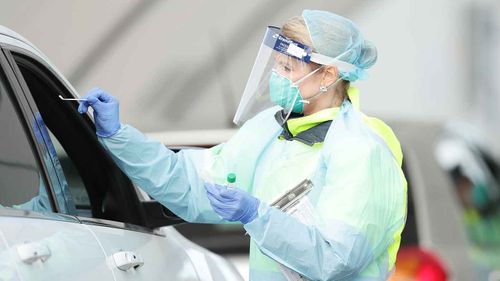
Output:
0,25,243,281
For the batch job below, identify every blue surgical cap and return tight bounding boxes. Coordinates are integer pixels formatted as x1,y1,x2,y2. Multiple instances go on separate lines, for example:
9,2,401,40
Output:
302,10,377,81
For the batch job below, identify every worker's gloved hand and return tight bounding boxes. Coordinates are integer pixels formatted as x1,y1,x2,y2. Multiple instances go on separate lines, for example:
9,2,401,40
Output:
205,183,260,224
78,87,120,138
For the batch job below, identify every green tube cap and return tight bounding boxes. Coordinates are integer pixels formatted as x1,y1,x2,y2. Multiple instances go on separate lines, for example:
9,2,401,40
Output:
227,172,236,184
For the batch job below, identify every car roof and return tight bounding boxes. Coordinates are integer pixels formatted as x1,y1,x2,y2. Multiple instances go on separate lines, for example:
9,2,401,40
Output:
0,25,30,44
0,25,80,97
0,25,43,57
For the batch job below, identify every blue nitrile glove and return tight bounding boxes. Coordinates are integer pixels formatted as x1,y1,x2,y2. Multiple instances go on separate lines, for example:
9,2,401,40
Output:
205,183,260,224
78,87,120,138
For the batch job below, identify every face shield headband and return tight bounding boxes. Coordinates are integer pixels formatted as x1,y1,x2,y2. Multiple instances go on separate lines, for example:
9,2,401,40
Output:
233,26,358,126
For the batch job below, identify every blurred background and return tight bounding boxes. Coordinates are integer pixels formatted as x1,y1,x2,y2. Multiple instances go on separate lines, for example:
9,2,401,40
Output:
2,0,499,280
0,0,498,151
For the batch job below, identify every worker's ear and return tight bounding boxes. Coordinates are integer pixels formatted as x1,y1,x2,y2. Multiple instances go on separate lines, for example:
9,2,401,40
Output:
321,65,340,87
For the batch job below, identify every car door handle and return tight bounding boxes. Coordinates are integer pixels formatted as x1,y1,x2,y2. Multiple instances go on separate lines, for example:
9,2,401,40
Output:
112,251,144,271
16,242,51,264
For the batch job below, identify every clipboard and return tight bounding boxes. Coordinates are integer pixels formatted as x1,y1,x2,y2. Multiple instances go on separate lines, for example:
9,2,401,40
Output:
270,179,314,212
269,179,315,281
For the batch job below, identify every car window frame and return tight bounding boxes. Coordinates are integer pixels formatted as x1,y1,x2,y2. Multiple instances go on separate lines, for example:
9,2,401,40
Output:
2,47,81,213
1,45,164,236
0,46,62,215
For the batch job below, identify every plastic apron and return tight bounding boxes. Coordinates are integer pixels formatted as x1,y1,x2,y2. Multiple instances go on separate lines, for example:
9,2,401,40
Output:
200,100,407,280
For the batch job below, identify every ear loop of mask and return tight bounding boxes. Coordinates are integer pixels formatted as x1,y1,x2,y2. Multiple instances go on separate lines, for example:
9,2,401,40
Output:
291,65,324,86
281,65,326,122
282,48,353,121
281,66,340,121
299,77,343,104
293,48,353,105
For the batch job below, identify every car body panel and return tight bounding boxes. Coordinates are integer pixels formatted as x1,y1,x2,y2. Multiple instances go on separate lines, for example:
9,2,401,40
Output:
0,210,114,281
163,227,244,281
85,223,200,281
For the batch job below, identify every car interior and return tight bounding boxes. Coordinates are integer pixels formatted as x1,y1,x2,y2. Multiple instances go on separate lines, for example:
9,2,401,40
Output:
12,52,150,226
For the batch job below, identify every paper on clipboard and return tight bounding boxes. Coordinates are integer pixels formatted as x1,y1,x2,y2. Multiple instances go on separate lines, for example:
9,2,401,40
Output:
270,179,315,281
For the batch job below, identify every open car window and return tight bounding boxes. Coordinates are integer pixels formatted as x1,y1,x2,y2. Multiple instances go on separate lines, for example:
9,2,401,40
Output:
10,51,148,226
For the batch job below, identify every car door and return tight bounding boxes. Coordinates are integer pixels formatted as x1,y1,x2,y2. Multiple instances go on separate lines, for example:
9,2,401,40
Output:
3,45,204,281
0,47,114,280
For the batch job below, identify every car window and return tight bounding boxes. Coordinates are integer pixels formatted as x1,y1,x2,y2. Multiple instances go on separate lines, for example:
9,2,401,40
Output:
47,127,91,215
11,52,147,226
12,57,94,218
0,67,52,212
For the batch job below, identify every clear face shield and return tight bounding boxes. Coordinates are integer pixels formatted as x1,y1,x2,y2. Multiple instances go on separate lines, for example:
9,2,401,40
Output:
233,26,357,126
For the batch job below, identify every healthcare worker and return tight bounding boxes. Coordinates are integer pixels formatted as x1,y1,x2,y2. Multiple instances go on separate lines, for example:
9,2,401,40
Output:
79,10,407,281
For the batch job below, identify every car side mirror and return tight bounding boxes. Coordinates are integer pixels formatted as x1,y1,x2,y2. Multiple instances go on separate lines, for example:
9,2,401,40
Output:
140,200,185,228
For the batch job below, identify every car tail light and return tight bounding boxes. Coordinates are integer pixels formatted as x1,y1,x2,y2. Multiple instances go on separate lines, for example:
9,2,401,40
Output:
389,246,448,281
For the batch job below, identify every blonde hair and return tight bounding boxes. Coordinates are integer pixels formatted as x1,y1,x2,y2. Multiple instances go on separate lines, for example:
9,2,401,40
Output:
281,16,350,97
281,16,315,51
